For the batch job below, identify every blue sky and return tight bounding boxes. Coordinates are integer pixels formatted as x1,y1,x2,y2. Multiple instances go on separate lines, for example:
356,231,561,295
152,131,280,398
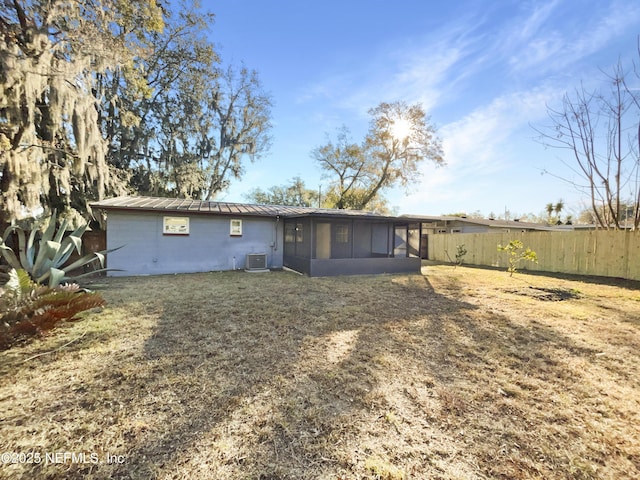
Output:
205,0,640,218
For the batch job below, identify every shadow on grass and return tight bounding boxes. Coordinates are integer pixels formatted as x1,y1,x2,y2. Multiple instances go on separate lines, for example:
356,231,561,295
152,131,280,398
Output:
2,270,638,479
102,271,630,479
424,259,640,291
91,272,477,478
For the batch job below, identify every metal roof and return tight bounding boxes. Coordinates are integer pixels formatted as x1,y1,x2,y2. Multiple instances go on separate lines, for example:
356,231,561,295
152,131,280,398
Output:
400,214,563,231
90,196,397,220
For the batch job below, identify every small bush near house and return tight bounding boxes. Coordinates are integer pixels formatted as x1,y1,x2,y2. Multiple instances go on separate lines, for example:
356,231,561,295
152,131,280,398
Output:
498,239,538,276
445,243,467,267
0,268,105,350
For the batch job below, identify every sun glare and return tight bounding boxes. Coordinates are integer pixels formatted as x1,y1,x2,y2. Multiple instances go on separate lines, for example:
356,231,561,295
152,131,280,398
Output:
390,118,412,140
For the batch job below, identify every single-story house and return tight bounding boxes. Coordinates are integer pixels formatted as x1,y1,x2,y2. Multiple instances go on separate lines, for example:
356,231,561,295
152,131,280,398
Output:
90,196,423,277
401,214,568,234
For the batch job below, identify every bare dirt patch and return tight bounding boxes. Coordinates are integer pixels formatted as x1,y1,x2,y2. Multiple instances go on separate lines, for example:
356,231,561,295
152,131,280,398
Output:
1,265,639,479
504,286,582,301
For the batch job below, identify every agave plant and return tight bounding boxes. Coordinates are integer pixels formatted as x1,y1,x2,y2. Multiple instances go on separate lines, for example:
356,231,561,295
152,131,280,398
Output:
0,210,115,287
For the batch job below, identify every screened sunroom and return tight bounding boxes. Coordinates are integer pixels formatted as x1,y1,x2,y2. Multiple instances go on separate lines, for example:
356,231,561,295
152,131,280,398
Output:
282,214,422,276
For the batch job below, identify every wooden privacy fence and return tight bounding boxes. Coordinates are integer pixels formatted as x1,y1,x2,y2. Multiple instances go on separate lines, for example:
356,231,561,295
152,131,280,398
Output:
426,230,640,281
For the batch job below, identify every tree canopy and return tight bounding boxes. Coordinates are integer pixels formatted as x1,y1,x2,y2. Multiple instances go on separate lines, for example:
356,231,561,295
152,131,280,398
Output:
1,0,165,226
312,101,444,211
1,1,272,228
245,177,319,207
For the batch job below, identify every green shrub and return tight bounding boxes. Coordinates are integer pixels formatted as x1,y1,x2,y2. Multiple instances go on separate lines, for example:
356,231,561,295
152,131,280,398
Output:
497,240,538,276
0,269,105,350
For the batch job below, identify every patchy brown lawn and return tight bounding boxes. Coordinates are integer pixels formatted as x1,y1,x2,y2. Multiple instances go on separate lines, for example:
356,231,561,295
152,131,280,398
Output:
1,264,639,479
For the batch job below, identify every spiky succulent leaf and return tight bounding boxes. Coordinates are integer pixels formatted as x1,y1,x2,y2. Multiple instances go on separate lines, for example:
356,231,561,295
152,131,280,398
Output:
0,242,21,271
23,227,38,270
51,234,83,267
0,226,25,271
52,217,70,244
0,210,119,288
12,227,31,271
61,252,104,275
32,240,62,278
47,268,66,288
40,210,58,244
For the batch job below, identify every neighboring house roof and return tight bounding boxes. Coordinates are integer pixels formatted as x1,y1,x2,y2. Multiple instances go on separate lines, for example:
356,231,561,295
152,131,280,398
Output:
90,196,399,220
400,214,565,231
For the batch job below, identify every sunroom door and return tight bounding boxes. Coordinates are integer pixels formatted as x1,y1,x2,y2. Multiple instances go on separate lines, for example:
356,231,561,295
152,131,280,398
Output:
393,225,407,257
315,222,331,259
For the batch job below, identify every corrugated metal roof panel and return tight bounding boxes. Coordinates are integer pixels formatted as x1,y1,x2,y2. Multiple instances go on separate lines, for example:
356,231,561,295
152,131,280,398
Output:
400,214,561,231
90,196,395,220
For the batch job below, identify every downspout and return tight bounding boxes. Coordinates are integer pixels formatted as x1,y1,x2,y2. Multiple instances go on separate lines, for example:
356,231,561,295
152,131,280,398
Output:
273,212,279,251
273,213,280,269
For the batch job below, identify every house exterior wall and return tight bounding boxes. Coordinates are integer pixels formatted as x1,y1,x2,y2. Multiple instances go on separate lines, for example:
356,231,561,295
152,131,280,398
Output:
105,211,283,276
458,224,493,233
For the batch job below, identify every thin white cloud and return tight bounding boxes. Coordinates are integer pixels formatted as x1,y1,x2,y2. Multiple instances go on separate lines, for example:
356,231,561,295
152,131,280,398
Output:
400,84,562,211
383,37,479,112
296,10,487,116
442,86,556,167
512,0,561,44
570,1,640,61
507,0,640,75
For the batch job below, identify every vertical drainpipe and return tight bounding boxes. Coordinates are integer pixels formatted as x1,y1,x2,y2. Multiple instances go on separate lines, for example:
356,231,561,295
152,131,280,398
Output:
274,213,279,251
273,213,279,269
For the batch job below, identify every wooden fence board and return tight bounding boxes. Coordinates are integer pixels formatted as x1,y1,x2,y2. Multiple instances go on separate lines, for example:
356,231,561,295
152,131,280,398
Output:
426,231,640,281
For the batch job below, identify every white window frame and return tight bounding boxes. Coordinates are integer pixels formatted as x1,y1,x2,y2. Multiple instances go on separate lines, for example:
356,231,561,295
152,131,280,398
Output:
163,216,190,235
230,219,243,236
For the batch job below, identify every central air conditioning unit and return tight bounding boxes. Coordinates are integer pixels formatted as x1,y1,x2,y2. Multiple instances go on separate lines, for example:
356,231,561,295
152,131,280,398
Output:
246,253,268,271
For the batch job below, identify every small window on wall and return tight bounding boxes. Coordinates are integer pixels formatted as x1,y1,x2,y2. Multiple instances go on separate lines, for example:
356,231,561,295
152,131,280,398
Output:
230,219,242,236
296,223,304,242
163,216,189,235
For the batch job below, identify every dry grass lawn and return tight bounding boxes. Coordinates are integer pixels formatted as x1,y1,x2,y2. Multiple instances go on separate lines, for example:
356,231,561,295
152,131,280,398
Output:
1,264,639,479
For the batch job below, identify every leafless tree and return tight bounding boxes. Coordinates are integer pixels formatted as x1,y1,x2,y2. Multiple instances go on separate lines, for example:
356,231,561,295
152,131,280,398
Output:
533,59,640,230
